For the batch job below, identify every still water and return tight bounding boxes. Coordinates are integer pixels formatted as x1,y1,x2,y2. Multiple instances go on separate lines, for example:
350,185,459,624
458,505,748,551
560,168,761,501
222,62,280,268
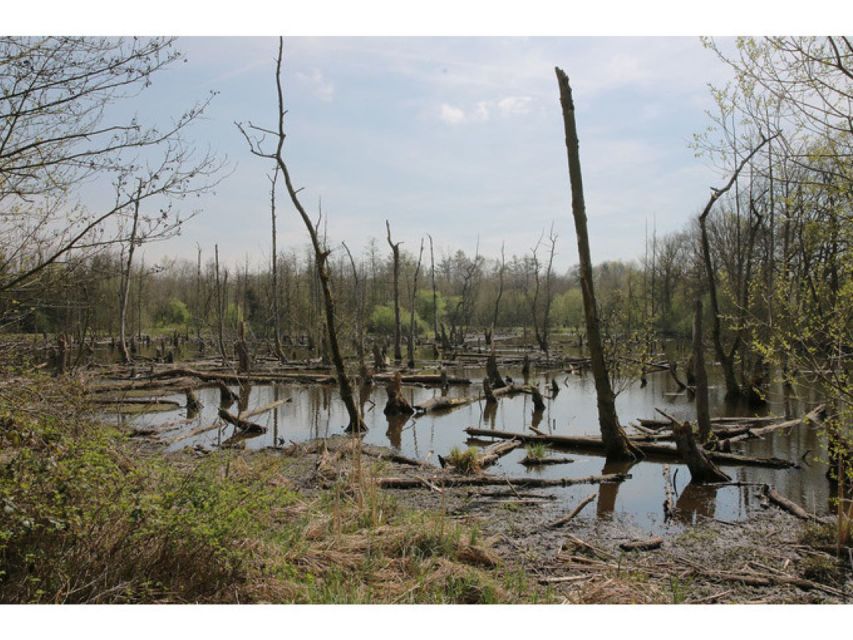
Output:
121,362,832,530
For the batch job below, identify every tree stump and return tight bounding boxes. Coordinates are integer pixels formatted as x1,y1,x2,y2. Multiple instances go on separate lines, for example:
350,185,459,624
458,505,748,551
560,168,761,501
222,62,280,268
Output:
383,371,414,416
672,420,731,483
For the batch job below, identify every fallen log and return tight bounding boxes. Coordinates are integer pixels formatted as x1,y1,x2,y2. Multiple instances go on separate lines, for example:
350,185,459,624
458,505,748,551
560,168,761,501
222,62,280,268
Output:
477,438,523,468
91,397,181,407
373,372,471,386
463,427,795,468
520,455,574,466
145,366,336,385
218,408,267,434
376,472,629,489
414,393,480,414
763,484,816,521
548,492,596,528
716,405,825,450
619,536,664,551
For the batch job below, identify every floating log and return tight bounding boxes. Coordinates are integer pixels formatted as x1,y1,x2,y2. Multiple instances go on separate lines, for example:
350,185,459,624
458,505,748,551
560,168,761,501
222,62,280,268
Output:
376,472,629,489
91,397,181,407
477,438,523,468
619,537,664,551
548,492,596,528
463,427,795,468
414,393,479,414
372,372,471,386
218,408,266,434
520,455,574,466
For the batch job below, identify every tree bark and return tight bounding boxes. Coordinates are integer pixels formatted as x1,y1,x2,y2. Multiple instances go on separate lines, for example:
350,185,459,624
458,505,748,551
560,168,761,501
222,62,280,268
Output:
386,220,403,363
692,299,712,442
118,182,142,364
555,67,641,461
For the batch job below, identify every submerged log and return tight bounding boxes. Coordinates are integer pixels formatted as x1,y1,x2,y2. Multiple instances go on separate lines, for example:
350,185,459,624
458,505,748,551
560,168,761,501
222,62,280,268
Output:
373,372,471,386
463,427,795,468
619,537,664,552
376,472,629,489
548,492,596,528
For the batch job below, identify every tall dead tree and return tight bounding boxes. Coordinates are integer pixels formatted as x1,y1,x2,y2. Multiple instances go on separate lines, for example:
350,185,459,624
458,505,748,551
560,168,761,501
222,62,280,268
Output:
342,241,369,381
556,67,642,461
407,237,424,369
269,165,286,363
213,244,229,365
697,133,776,400
692,298,712,442
386,220,403,363
118,181,142,364
237,36,364,431
487,242,506,346
428,234,439,344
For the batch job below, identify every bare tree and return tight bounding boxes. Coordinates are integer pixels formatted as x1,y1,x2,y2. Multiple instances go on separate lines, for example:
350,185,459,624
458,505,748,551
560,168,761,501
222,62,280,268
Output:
385,220,403,363
556,67,642,461
237,37,364,431
269,165,286,362
407,237,424,369
117,182,142,363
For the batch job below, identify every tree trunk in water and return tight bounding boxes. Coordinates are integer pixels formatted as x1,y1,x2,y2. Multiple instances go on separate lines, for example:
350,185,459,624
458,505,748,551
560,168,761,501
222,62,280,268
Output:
692,299,712,442
555,67,642,462
119,183,142,364
486,352,507,389
672,420,731,483
384,371,414,416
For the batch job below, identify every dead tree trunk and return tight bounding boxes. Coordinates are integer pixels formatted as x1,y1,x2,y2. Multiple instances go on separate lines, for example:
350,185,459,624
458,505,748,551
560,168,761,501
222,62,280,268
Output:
488,242,506,346
386,220,403,363
384,371,414,416
407,238,424,369
486,351,507,389
213,244,229,366
269,165,287,363
428,234,439,353
671,419,731,483
237,37,364,431
235,320,251,374
342,241,369,382
692,299,712,442
556,67,641,461
118,181,142,364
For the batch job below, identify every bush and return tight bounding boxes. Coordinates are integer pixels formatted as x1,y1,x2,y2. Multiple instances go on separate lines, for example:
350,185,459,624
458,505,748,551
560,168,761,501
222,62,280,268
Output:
367,304,428,336
154,297,191,326
0,385,294,603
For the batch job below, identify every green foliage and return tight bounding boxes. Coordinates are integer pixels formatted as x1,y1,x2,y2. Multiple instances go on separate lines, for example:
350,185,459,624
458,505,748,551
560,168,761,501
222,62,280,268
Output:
367,304,428,336
553,288,584,328
446,446,480,474
524,443,547,462
154,297,191,327
414,288,446,327
0,396,295,603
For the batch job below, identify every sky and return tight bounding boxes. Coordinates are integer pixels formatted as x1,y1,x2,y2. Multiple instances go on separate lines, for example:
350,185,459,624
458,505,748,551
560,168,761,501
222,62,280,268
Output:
80,36,739,273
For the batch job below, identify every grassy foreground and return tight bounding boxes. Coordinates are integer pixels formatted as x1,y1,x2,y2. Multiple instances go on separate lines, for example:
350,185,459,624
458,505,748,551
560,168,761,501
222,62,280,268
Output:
0,373,544,604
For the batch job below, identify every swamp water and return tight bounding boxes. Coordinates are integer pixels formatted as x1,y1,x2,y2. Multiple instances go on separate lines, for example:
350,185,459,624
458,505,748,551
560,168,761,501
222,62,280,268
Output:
115,363,833,532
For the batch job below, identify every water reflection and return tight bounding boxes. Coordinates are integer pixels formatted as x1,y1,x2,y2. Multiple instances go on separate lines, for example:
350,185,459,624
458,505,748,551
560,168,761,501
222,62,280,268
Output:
121,359,833,530
675,483,718,525
597,459,637,516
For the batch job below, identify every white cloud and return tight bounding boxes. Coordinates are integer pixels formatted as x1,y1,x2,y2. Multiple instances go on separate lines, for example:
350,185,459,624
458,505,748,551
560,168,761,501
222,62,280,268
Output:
497,95,532,115
297,68,334,101
439,103,466,124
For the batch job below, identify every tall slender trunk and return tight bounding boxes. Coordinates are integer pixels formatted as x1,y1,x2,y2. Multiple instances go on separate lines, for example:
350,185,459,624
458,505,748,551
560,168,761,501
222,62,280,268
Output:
692,299,712,442
237,38,363,430
269,166,286,362
407,238,424,369
214,244,229,365
555,67,642,461
119,182,142,364
386,220,403,363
